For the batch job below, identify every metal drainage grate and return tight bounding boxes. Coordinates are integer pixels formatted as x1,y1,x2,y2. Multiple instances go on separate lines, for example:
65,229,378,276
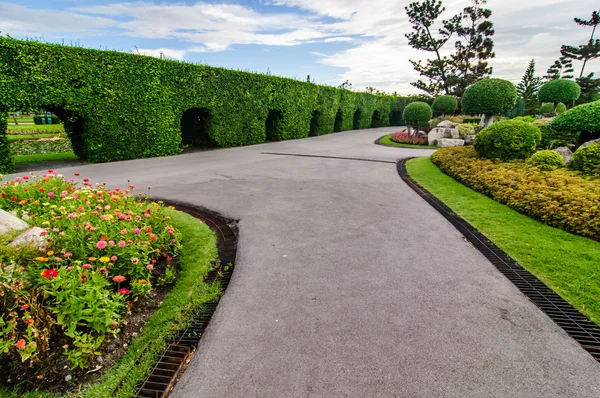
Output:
135,200,238,397
397,158,600,363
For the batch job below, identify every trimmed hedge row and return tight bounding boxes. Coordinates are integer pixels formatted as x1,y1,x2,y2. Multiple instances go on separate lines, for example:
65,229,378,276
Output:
0,37,410,172
431,147,600,241
9,138,73,155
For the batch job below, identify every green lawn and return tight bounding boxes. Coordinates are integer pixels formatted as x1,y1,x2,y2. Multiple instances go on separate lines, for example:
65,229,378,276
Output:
7,124,65,134
8,134,66,142
378,134,437,149
7,117,35,124
13,152,79,165
406,157,600,326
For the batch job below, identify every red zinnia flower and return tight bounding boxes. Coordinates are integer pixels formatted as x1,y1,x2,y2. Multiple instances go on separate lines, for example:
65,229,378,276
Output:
118,288,130,295
41,269,59,279
74,173,80,176
11,196,17,202
15,339,26,350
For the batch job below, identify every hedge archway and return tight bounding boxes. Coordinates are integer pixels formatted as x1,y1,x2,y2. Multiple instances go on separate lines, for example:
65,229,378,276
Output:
309,110,321,137
353,109,362,130
371,110,382,128
334,109,343,132
266,110,284,141
180,108,212,147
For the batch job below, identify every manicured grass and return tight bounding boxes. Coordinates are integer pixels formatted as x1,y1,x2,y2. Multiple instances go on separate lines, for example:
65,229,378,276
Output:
7,124,65,134
406,157,600,326
13,152,79,165
7,117,35,124
378,134,437,149
8,133,66,142
0,209,221,398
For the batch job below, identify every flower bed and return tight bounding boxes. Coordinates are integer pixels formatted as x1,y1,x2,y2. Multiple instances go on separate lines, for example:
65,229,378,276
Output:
389,131,428,146
0,171,213,394
10,138,73,155
431,147,600,241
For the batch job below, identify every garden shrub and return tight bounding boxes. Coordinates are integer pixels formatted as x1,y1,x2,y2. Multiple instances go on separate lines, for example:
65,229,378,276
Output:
538,79,581,109
462,79,517,125
389,131,428,146
474,120,541,161
512,115,537,123
402,102,433,129
527,149,565,169
549,100,600,147
432,95,457,117
504,96,525,118
539,102,566,115
462,117,482,124
570,142,600,175
0,37,402,172
10,138,73,155
457,123,475,138
431,146,600,241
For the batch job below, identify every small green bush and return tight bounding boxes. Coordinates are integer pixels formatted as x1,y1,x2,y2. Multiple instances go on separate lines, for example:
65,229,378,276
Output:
462,79,517,116
527,150,565,169
549,101,600,140
538,79,581,106
570,143,600,175
512,116,536,123
402,102,433,126
431,146,600,241
457,123,475,138
474,120,541,161
539,102,566,114
432,95,457,116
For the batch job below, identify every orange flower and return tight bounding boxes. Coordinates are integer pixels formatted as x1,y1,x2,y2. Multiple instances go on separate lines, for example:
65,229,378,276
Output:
15,339,26,350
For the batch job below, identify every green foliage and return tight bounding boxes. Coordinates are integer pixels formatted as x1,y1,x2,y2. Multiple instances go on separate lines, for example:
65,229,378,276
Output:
462,117,481,124
539,102,566,114
474,120,541,160
527,149,565,169
0,37,399,166
0,113,10,173
432,95,457,115
10,139,73,155
517,59,542,115
431,146,600,241
570,142,600,175
7,124,65,134
462,78,517,116
549,100,600,135
457,123,475,138
512,116,536,123
402,102,433,126
32,115,61,125
505,96,525,118
537,79,581,104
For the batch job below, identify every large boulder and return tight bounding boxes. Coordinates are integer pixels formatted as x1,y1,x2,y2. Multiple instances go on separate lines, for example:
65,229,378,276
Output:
437,139,465,148
553,146,573,164
464,135,476,145
428,126,460,145
10,227,47,248
0,209,29,235
437,120,459,128
580,138,600,148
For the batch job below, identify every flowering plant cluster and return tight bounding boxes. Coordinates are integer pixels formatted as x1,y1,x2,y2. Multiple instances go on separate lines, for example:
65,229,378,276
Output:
390,131,428,146
0,171,181,369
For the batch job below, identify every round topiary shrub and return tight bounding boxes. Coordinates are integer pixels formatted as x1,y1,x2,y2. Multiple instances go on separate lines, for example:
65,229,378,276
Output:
474,120,542,161
569,142,600,175
537,79,581,112
402,102,432,132
462,78,517,126
539,102,566,115
527,150,565,169
548,100,600,146
432,95,457,117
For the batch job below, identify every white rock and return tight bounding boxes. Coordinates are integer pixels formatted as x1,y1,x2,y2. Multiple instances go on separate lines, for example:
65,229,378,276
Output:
464,135,476,145
580,138,600,148
428,126,460,145
437,120,459,128
0,209,29,235
554,147,573,164
9,227,47,248
436,138,465,148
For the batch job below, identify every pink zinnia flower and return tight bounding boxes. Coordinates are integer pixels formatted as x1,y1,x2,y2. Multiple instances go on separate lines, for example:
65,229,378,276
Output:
112,275,126,283
146,264,154,270
64,252,73,258
82,264,92,269
118,240,126,247
96,240,107,250
133,228,141,234
47,192,55,197
109,240,115,245
111,256,118,261
118,288,130,295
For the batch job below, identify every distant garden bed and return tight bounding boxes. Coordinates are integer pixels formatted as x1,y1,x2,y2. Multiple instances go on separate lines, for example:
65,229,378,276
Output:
376,133,437,149
0,172,219,397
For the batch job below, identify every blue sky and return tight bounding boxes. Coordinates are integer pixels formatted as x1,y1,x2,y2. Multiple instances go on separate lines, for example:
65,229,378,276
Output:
1,0,599,94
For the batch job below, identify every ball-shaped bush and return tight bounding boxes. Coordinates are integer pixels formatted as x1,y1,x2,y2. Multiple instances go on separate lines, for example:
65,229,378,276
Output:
474,120,542,161
549,101,600,135
537,79,581,105
402,102,433,126
432,95,457,116
462,78,517,116
569,142,600,175
539,102,566,114
526,150,564,169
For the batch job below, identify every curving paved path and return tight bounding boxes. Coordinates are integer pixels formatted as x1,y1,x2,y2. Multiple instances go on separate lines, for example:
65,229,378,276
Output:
12,128,600,396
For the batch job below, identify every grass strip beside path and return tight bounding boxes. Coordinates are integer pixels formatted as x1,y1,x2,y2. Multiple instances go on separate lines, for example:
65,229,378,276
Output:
406,157,600,326
378,134,437,149
13,152,79,165
1,209,220,398
8,134,66,142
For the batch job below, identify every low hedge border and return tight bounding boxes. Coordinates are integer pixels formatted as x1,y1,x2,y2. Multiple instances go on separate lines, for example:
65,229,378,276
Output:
1,207,222,398
431,147,600,241
10,138,73,155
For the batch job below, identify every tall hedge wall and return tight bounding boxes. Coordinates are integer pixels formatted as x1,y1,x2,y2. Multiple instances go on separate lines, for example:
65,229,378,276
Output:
0,37,410,172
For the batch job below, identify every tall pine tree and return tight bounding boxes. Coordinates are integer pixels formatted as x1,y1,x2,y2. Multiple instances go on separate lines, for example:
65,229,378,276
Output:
517,59,542,115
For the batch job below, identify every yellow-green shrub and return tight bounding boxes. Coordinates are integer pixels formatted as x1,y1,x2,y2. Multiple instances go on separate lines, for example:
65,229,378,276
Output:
431,146,600,241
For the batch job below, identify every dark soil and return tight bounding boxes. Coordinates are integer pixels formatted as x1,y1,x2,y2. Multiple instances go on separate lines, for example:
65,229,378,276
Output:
0,264,176,394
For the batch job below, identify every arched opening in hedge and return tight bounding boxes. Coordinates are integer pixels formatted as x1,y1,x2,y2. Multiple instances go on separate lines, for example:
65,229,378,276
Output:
265,109,284,141
180,107,212,147
334,109,343,132
371,110,382,128
353,109,362,130
309,110,321,137
389,111,403,126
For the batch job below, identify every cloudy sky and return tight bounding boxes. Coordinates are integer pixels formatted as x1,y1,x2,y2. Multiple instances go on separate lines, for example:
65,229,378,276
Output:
0,0,598,94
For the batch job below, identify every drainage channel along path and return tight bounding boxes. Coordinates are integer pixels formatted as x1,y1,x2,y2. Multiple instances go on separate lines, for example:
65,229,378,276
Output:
12,127,599,397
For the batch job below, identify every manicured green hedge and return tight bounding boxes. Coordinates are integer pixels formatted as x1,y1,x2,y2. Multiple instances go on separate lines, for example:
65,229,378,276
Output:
570,143,600,175
474,120,541,161
431,146,600,241
527,149,564,169
0,37,407,172
0,114,9,173
9,138,73,155
462,78,517,116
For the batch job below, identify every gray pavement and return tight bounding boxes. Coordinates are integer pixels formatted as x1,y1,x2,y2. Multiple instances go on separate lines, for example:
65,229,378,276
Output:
10,127,600,397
